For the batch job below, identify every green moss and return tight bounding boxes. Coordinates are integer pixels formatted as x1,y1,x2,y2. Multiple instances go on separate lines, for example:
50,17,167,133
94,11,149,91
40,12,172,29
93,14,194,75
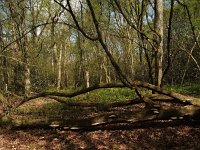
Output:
0,116,13,128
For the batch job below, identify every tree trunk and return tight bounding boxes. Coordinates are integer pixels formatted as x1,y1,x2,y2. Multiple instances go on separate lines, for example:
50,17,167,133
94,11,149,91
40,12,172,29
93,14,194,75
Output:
76,31,85,87
24,60,31,96
0,20,8,93
21,2,31,96
154,0,164,87
57,47,62,90
7,1,31,96
50,12,61,89
62,43,68,88
127,26,135,78
104,64,111,84
10,8,23,95
86,71,90,88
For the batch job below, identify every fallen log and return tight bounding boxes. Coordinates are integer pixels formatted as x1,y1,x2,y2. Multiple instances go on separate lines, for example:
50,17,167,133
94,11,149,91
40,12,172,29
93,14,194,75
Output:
2,103,200,130
15,81,200,108
134,81,200,106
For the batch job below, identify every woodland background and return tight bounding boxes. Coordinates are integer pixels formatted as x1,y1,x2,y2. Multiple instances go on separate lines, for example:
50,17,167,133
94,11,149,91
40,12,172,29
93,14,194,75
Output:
0,0,200,149
0,0,199,95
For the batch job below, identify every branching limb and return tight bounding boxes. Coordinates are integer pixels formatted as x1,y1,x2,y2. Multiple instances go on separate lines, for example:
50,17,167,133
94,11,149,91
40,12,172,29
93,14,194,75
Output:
48,96,143,108
113,0,155,49
5,103,200,130
14,81,200,108
54,0,98,41
176,0,200,49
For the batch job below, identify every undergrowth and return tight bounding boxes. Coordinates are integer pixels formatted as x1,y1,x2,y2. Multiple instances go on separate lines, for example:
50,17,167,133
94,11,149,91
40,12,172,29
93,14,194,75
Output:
165,84,200,97
10,84,200,120
14,88,136,117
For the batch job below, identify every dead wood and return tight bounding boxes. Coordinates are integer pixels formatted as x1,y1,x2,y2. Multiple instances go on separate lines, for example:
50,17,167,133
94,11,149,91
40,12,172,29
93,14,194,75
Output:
3,103,200,130
47,96,143,109
15,81,200,108
2,80,199,130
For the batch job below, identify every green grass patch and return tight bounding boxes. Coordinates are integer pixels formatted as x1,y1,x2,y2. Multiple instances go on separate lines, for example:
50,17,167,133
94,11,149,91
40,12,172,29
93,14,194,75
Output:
45,87,136,103
13,88,136,118
164,84,200,97
71,88,136,103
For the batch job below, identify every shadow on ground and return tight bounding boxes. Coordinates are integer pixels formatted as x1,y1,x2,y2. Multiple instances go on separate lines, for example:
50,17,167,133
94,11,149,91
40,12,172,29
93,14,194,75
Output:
1,120,200,150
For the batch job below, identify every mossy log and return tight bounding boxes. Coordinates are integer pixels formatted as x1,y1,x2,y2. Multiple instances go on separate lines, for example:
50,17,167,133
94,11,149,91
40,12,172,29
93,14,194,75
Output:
2,103,199,130
2,81,200,130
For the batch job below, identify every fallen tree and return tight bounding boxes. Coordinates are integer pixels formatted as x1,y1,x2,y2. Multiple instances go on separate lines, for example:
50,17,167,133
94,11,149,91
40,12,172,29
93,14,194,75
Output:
0,81,200,130
15,81,200,108
1,0,199,131
1,97,200,130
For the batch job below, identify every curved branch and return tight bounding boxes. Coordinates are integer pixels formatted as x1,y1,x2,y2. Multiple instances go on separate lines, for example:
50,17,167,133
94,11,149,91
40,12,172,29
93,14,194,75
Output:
180,48,200,72
48,96,143,108
54,0,99,41
1,21,76,53
16,83,127,107
16,81,200,108
86,0,133,88
113,0,155,49
176,0,200,50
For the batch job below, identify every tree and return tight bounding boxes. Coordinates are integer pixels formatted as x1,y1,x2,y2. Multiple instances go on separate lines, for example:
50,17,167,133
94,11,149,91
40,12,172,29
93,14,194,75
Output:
0,17,8,93
153,0,164,87
7,1,25,95
21,0,31,96
0,0,200,130
163,0,200,84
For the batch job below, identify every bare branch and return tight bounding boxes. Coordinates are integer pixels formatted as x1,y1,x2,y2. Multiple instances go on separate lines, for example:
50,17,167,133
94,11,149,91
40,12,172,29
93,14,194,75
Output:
54,0,99,41
48,96,143,108
180,48,200,73
86,0,134,89
162,0,174,83
1,21,76,53
15,81,200,108
176,0,200,50
113,0,155,49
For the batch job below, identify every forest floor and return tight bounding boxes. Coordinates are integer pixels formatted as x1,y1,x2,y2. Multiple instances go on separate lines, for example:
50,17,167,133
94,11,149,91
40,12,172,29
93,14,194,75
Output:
1,122,200,150
1,84,200,150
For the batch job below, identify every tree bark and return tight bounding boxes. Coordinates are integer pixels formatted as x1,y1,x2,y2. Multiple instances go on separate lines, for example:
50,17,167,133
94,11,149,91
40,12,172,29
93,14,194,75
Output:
57,46,62,90
0,19,8,93
15,81,200,109
162,0,174,83
154,0,164,87
8,2,24,95
21,1,31,96
3,101,200,130
7,1,31,96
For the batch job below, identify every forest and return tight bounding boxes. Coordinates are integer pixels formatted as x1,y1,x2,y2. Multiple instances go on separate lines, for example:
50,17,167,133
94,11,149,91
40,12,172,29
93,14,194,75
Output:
0,0,200,149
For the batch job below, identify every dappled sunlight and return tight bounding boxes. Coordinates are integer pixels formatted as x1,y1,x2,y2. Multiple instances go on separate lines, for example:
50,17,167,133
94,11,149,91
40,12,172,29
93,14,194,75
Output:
1,125,200,149
0,0,200,149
